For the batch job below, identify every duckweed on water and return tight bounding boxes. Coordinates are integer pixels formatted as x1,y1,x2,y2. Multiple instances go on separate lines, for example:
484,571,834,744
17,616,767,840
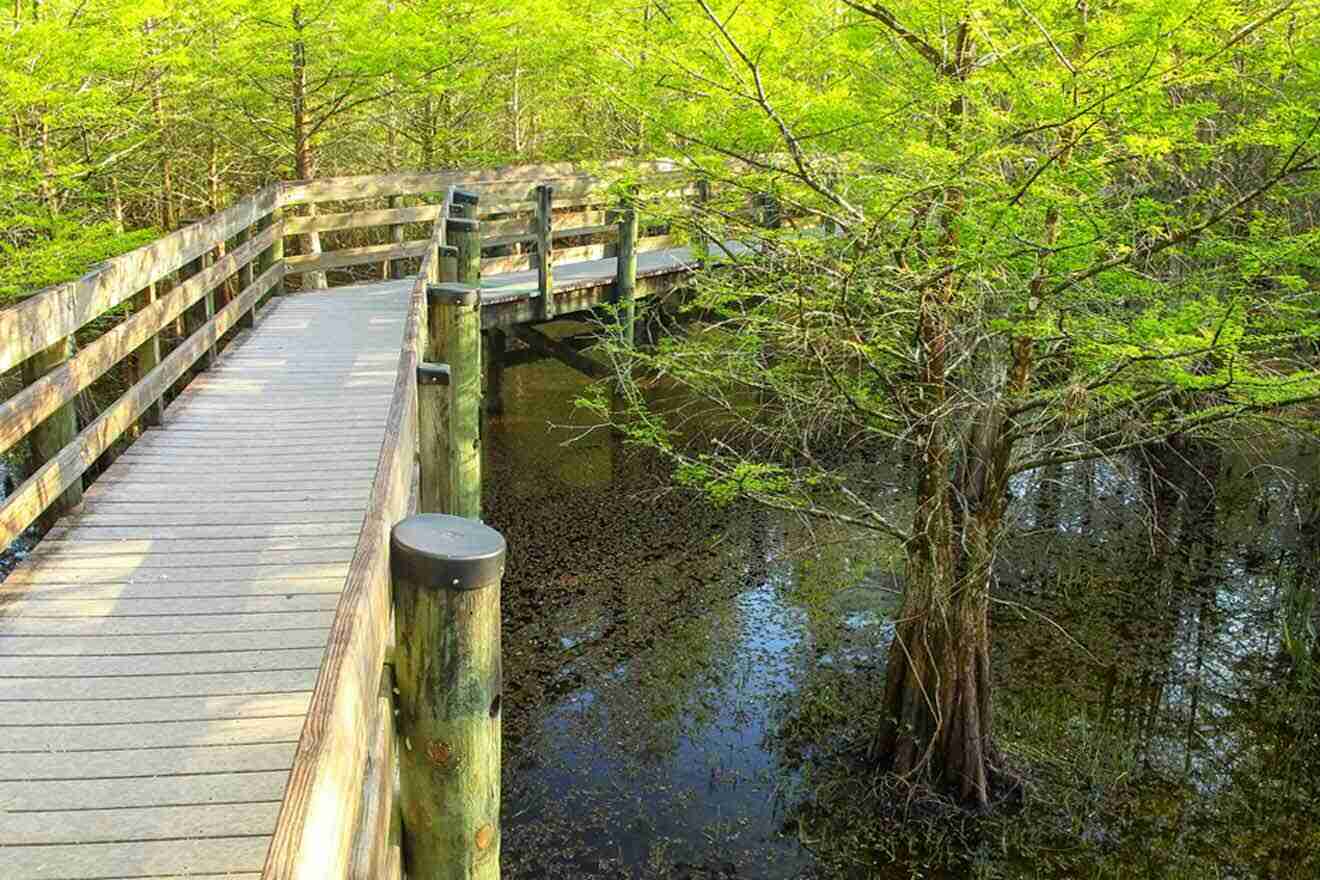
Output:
479,354,1320,879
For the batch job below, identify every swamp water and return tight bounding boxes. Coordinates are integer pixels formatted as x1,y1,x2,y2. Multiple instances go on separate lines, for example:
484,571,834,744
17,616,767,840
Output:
483,355,1320,880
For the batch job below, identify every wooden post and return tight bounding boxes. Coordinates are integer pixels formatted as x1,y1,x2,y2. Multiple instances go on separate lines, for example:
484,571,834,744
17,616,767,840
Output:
449,217,481,289
180,239,216,371
438,245,459,284
236,227,257,330
22,337,82,522
483,329,505,416
424,282,482,519
391,513,505,880
133,282,165,427
756,191,781,230
694,177,711,258
535,184,553,321
387,194,406,280
417,363,451,516
616,192,639,347
256,208,285,298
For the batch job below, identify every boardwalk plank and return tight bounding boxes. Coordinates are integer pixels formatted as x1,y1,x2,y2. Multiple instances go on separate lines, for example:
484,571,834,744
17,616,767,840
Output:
0,693,312,726
1,771,291,812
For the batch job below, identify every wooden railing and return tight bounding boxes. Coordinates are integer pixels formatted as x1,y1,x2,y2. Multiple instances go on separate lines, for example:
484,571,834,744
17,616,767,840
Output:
0,186,285,546
275,159,690,290
0,160,703,551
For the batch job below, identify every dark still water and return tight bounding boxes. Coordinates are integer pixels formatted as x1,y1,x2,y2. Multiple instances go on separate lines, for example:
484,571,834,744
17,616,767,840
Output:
481,348,1320,880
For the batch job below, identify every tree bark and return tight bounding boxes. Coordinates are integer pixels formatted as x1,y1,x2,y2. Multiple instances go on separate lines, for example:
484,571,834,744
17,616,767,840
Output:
291,6,327,289
878,403,1011,807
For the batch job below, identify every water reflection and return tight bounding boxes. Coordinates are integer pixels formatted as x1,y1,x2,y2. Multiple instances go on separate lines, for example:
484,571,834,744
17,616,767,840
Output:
484,345,1320,879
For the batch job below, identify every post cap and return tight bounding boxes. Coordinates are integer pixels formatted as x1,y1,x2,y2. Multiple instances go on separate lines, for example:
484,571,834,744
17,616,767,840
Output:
417,362,450,386
452,188,480,206
427,282,481,307
391,514,506,591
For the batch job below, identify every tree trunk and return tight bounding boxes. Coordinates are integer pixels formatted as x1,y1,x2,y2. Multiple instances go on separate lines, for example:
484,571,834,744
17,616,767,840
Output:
877,404,1012,807
291,7,327,289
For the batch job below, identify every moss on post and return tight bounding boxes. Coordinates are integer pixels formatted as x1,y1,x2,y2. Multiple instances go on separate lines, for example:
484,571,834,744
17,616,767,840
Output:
535,184,554,321
391,513,505,880
449,217,481,288
425,282,483,520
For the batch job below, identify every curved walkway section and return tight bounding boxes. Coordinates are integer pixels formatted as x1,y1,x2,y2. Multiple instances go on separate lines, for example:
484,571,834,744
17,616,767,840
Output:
0,281,408,880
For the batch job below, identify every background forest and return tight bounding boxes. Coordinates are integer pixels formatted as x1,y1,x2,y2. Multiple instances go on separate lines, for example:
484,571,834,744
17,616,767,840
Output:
0,0,669,301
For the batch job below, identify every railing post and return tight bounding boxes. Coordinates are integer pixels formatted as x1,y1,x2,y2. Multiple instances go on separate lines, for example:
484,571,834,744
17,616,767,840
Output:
694,177,712,259
133,282,164,427
756,190,781,230
256,208,285,298
387,194,406,280
417,363,451,516
449,218,481,288
535,184,554,321
236,226,256,330
616,191,639,347
22,337,82,522
181,224,216,370
391,513,505,880
423,282,482,519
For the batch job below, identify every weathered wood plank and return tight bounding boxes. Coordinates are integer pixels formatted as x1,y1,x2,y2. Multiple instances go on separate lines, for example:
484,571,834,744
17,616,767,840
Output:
284,203,442,235
283,240,429,275
278,159,680,204
0,610,338,636
3,837,271,880
2,714,306,752
0,627,331,654
0,647,328,678
0,770,292,812
0,693,313,726
2,801,284,847
0,669,319,701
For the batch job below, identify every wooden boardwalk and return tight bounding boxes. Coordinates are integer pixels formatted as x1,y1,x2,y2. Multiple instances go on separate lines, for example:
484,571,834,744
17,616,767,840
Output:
0,154,751,879
0,283,409,879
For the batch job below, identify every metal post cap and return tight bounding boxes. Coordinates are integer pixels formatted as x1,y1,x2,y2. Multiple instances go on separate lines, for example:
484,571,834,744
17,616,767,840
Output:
391,514,506,591
427,282,481,307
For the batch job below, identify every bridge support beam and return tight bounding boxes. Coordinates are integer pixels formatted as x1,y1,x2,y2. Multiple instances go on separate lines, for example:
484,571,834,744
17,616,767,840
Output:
390,513,505,880
421,283,483,519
